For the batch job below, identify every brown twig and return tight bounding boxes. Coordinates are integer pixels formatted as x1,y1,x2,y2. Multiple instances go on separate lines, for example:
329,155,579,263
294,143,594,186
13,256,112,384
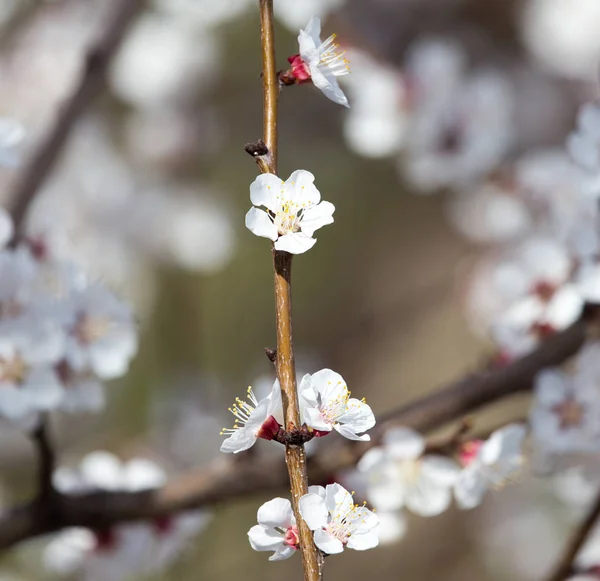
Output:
7,0,146,237
256,2,322,579
546,490,600,581
31,418,56,501
0,313,592,551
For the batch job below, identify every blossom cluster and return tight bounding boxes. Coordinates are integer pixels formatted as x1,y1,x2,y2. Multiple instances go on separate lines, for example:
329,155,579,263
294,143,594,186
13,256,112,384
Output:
0,209,137,427
44,452,210,580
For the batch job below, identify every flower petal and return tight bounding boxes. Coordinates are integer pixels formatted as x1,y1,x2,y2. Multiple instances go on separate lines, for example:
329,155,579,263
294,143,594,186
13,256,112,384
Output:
248,525,284,552
257,497,295,528
383,427,426,460
286,170,321,207
269,545,297,561
245,208,278,241
419,455,460,486
300,202,335,237
334,422,370,441
304,407,331,432
347,530,379,551
313,529,344,554
309,66,349,107
250,173,285,211
299,493,328,530
454,467,487,509
220,427,257,454
274,232,317,254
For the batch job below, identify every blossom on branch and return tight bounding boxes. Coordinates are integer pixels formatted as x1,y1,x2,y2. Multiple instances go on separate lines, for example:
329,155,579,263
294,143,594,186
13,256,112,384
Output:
0,118,24,168
299,483,379,554
282,16,350,107
248,497,299,561
299,368,375,440
46,452,211,581
245,170,335,254
358,427,460,516
454,423,527,509
219,382,281,453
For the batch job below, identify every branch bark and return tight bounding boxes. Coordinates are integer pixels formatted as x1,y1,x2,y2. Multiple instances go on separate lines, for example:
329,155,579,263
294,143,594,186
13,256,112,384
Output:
546,489,600,581
257,2,322,579
0,313,591,551
7,0,146,236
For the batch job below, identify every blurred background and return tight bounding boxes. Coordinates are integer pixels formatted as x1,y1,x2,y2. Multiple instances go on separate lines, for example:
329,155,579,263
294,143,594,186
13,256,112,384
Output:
0,0,598,579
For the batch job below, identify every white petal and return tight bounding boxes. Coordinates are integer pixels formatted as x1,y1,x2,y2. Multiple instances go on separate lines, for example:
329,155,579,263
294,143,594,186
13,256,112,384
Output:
257,497,295,529
347,530,379,551
304,16,322,46
544,286,583,329
334,423,370,441
313,529,344,554
454,467,487,509
0,208,13,248
376,511,407,545
480,424,527,466
300,201,335,237
299,493,328,530
307,485,326,498
250,173,284,211
245,207,278,241
337,398,376,433
220,427,257,454
325,482,353,514
123,459,166,491
405,477,452,517
419,455,461,486
274,232,317,254
248,525,284,552
286,169,320,207
383,427,425,460
269,545,297,561
310,66,349,107
80,451,123,489
0,386,30,421
534,369,569,407
304,407,331,432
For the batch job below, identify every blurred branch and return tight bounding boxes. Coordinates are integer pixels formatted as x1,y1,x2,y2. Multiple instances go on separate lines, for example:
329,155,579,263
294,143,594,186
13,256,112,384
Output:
546,489,600,581
0,312,593,551
31,417,56,500
7,0,146,236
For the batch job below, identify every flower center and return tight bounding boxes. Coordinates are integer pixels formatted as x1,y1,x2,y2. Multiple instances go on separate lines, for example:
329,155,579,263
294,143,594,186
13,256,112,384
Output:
73,313,111,345
327,496,369,544
273,201,302,235
399,459,422,484
0,353,27,384
320,381,350,424
283,525,300,549
552,397,584,430
220,386,260,436
319,34,350,76
459,440,483,467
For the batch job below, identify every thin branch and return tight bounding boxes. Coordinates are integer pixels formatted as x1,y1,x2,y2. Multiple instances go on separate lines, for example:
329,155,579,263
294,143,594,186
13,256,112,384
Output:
546,490,600,581
257,1,322,579
31,417,56,500
7,0,146,236
0,313,592,551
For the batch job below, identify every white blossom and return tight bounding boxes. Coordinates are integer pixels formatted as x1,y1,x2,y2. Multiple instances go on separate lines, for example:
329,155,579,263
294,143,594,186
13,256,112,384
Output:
567,103,600,196
245,170,334,254
220,382,281,453
0,118,24,168
292,16,350,107
358,427,460,516
46,452,211,581
299,483,379,554
530,343,600,469
248,497,299,561
299,368,375,440
454,424,527,509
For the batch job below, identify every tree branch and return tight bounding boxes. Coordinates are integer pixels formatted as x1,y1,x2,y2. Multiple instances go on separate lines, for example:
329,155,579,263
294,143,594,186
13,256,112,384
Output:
31,417,56,501
546,489,600,581
0,313,592,551
256,2,322,579
7,0,146,236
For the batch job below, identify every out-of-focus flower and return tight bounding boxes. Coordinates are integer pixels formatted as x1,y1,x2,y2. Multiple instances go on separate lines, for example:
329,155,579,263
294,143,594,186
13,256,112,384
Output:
0,208,13,248
530,343,600,470
153,0,253,29
245,170,335,254
342,49,407,158
0,118,24,168
299,368,375,440
46,452,211,581
522,0,600,80
248,497,299,561
285,16,350,107
274,0,345,32
110,14,220,109
401,62,514,193
375,511,407,545
58,279,137,381
220,383,281,453
454,424,527,509
299,483,379,554
358,427,460,516
567,103,600,196
446,182,531,244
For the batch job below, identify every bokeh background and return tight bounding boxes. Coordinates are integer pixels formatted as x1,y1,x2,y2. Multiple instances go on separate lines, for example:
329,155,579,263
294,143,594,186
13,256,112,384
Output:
0,0,598,579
